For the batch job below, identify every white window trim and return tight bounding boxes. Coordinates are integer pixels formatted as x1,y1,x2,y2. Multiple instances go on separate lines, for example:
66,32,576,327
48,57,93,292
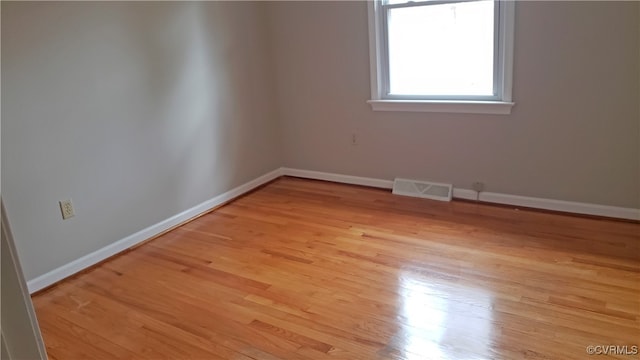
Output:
367,0,516,115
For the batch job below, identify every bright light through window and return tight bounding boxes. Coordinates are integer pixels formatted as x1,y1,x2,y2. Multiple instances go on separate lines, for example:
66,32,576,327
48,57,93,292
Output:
387,0,495,97
397,274,495,359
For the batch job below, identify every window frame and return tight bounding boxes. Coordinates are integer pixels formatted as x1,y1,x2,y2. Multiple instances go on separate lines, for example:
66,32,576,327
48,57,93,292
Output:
367,0,516,114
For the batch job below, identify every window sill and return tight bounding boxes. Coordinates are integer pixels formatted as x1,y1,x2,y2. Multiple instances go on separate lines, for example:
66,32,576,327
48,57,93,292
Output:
367,100,515,115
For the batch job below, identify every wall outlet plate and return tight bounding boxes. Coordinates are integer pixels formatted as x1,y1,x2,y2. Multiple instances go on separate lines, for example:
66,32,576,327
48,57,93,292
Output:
59,199,75,220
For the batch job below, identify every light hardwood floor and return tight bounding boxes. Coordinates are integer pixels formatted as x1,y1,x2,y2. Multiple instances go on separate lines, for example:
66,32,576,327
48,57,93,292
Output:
33,177,640,359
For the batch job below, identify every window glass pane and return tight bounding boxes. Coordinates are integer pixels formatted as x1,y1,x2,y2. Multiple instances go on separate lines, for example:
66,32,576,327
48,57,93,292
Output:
387,0,495,97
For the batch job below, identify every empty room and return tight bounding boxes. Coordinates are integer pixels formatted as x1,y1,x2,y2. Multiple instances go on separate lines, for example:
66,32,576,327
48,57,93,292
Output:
1,1,639,359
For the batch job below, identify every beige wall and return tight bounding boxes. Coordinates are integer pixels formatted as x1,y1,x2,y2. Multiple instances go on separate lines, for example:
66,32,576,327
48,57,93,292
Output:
1,2,282,280
268,1,640,208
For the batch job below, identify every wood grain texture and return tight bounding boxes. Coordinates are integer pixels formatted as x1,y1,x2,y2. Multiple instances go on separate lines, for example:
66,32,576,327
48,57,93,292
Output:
33,177,640,359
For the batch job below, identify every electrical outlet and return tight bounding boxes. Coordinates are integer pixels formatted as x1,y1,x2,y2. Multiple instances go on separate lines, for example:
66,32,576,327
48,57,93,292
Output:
472,182,485,193
59,199,75,220
351,133,357,146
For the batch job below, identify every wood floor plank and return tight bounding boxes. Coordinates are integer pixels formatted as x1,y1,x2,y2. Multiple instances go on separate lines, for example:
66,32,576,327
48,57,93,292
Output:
33,177,640,359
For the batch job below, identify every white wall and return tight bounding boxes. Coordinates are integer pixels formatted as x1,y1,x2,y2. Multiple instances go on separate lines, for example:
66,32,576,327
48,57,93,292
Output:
268,1,640,209
1,2,282,280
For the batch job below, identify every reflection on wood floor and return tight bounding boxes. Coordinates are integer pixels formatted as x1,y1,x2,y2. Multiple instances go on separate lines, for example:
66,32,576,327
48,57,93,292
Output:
33,176,640,359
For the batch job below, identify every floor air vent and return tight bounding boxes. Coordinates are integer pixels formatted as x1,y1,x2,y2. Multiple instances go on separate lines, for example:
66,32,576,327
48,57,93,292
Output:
392,178,453,202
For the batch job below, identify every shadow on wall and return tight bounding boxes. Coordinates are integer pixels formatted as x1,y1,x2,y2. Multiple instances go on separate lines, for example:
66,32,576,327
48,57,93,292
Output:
118,1,279,209
1,1,280,281
120,3,232,211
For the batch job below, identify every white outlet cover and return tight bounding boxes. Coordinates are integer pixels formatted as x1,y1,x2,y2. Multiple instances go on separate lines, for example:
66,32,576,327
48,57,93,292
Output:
59,199,75,220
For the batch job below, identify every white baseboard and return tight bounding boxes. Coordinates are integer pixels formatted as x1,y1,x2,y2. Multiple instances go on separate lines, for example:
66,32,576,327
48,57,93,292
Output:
281,168,640,221
28,166,639,293
27,168,284,293
281,168,394,189
478,192,640,220
453,188,479,201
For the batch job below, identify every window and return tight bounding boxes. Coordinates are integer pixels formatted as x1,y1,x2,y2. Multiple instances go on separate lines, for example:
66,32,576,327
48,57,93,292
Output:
367,0,515,114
